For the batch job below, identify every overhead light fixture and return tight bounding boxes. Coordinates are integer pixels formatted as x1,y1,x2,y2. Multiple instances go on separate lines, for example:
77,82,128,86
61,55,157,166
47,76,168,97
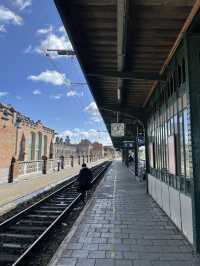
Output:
46,49,75,56
117,88,121,101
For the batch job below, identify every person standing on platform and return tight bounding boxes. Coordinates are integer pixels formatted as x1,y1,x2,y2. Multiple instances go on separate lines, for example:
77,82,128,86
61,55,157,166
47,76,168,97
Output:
77,163,93,203
128,154,133,167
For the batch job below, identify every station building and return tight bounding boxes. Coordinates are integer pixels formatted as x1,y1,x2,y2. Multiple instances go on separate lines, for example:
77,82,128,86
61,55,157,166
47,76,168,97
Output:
54,0,200,252
54,137,77,158
54,138,104,161
0,103,54,180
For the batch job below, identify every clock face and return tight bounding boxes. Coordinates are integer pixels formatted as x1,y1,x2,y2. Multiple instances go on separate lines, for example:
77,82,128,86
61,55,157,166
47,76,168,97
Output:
111,123,125,137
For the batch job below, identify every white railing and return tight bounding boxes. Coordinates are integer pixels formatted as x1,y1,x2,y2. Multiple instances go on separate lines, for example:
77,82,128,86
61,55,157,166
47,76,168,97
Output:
18,160,43,176
17,155,104,177
47,159,57,172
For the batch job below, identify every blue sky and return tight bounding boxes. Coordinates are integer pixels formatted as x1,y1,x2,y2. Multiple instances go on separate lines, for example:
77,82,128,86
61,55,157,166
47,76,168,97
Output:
0,0,111,145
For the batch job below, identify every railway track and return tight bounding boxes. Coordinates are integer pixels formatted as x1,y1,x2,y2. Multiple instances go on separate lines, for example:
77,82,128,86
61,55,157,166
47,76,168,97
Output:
0,161,111,266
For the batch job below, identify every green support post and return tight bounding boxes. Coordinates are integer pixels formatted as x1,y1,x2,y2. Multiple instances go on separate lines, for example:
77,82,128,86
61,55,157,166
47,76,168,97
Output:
144,122,150,193
185,34,200,251
134,142,138,176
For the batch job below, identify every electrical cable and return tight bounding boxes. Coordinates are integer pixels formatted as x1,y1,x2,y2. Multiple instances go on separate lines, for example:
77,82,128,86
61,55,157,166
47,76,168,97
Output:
4,1,112,146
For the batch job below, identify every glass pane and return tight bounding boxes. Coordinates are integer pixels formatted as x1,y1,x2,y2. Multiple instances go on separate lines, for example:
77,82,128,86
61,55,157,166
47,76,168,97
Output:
179,112,185,176
183,109,190,178
183,94,187,108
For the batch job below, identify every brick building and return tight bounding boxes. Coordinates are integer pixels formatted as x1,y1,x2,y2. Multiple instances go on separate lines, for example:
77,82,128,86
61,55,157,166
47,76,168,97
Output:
54,137,104,162
91,141,104,159
0,103,54,180
54,137,77,158
104,145,115,159
77,139,93,157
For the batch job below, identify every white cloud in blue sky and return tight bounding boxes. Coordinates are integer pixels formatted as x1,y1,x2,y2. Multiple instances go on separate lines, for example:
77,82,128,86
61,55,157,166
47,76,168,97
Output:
0,1,111,146
58,26,65,33
28,70,70,86
0,6,23,31
35,32,73,58
84,101,102,123
0,91,9,97
37,25,53,35
0,24,6,32
50,94,62,100
23,24,72,59
12,0,32,11
32,89,41,95
67,90,83,97
59,128,112,145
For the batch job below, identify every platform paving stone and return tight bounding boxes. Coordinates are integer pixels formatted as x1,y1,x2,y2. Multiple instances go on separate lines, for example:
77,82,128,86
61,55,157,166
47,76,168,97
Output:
49,161,200,266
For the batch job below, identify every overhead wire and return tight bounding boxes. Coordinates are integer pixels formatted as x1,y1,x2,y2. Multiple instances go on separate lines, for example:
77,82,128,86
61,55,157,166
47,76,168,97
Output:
39,1,111,145
6,0,110,145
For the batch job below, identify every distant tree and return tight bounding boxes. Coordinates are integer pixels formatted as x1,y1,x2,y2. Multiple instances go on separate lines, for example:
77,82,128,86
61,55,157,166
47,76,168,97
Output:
55,136,60,144
59,137,63,144
65,136,70,144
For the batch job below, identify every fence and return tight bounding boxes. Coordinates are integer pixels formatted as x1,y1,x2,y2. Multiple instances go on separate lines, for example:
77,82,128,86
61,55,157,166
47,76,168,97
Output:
18,160,43,176
17,155,103,178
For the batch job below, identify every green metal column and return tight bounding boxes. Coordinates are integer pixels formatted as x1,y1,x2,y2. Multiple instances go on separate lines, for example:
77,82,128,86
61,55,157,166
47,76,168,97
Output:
186,34,200,251
144,122,149,193
134,141,138,176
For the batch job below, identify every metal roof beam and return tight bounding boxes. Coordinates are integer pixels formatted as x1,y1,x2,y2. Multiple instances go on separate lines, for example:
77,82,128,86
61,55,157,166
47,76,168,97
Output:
87,71,161,81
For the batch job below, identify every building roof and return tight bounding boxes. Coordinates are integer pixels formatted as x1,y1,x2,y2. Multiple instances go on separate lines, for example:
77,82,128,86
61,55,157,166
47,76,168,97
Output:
54,0,198,147
0,102,54,133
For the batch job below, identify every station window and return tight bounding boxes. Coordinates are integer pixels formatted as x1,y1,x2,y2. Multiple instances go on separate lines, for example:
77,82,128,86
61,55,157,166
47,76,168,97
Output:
170,76,173,96
179,111,185,176
173,72,177,92
182,58,186,83
148,77,191,194
178,64,182,87
183,109,190,177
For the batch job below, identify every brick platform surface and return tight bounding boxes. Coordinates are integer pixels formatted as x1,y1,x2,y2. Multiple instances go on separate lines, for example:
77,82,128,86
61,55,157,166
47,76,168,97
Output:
49,160,200,266
0,159,106,216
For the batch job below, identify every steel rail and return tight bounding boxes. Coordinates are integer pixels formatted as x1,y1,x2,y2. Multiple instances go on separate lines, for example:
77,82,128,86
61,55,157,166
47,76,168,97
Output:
0,161,111,266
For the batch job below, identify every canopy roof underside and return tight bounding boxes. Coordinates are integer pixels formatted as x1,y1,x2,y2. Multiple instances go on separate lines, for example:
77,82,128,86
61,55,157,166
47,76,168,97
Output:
54,0,197,147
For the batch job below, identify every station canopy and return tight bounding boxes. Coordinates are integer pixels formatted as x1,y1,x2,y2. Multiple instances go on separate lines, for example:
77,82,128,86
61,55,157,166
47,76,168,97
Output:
54,0,197,148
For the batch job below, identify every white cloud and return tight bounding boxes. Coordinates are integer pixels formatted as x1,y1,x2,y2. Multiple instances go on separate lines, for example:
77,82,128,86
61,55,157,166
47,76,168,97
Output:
84,101,102,122
67,90,83,97
59,128,112,145
0,24,6,32
32,89,41,95
35,32,73,59
13,0,32,10
50,94,62,100
0,91,8,97
28,70,70,86
37,25,53,35
58,26,65,33
0,6,23,26
24,25,72,59
84,102,99,115
61,128,98,139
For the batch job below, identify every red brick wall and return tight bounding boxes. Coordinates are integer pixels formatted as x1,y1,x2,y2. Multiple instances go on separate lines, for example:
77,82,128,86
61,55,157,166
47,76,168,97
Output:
0,109,54,179
0,112,16,169
16,123,54,161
